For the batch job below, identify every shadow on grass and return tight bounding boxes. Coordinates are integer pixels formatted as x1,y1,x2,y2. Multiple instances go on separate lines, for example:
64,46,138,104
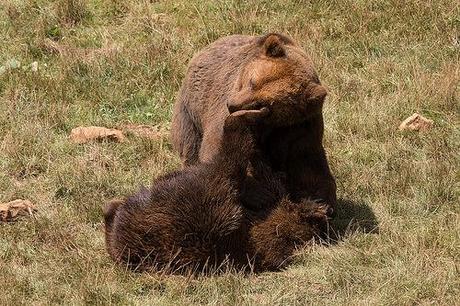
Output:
328,198,379,242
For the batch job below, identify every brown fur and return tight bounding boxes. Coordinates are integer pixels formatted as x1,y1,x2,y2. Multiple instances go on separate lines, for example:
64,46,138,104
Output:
104,108,328,273
171,33,337,215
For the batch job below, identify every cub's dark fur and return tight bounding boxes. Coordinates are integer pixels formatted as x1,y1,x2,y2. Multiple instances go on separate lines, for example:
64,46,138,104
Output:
104,108,328,273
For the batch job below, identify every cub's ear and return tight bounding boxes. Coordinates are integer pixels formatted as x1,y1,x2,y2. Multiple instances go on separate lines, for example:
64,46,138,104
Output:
103,199,124,225
262,34,286,57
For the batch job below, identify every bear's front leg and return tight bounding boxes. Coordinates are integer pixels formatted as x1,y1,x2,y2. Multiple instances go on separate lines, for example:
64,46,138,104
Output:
285,115,337,216
265,114,337,216
211,107,271,186
286,148,337,216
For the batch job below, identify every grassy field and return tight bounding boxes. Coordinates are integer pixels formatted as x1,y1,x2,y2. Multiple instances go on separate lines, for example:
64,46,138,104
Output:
0,0,459,304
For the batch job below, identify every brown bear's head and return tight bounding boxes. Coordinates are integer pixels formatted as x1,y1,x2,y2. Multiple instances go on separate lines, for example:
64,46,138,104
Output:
228,33,327,126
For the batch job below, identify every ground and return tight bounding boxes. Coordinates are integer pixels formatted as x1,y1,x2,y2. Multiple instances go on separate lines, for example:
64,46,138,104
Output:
0,0,459,305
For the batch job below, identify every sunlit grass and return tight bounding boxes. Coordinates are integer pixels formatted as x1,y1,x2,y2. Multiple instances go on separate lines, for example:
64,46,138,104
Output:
0,0,459,304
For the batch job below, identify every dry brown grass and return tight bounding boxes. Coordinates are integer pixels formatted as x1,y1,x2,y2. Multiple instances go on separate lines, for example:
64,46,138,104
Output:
0,0,459,304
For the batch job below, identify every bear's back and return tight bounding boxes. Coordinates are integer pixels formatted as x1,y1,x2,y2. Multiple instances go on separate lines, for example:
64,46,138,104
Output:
180,35,256,116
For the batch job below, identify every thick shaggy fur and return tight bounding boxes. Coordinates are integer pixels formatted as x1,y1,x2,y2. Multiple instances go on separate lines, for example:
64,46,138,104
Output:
104,109,328,273
171,33,337,215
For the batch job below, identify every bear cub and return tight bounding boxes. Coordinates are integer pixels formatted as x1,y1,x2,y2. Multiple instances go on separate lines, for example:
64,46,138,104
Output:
104,107,328,274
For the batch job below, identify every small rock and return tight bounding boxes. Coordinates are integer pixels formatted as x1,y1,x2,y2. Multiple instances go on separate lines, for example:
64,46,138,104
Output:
70,126,125,144
31,61,39,72
399,113,433,131
5,59,20,69
0,199,37,222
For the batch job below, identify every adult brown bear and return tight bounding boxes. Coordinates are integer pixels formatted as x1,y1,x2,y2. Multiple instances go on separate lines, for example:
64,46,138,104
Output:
172,33,337,215
104,108,328,273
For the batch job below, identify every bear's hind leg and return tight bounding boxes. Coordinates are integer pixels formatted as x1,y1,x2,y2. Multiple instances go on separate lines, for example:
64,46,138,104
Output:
171,100,202,167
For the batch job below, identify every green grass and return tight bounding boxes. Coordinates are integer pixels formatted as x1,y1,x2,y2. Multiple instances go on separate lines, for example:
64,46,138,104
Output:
0,0,459,304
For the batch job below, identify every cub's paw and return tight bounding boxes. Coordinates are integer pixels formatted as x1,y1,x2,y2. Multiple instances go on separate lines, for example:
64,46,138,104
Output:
227,99,264,113
224,107,270,130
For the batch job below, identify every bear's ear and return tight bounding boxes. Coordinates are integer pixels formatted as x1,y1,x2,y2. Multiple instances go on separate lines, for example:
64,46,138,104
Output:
263,34,286,58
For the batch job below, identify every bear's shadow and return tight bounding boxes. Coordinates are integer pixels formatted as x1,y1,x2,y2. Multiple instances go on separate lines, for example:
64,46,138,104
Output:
328,198,379,242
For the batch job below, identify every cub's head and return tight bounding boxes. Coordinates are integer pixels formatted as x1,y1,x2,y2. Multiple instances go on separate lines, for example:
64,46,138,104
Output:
228,33,327,126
